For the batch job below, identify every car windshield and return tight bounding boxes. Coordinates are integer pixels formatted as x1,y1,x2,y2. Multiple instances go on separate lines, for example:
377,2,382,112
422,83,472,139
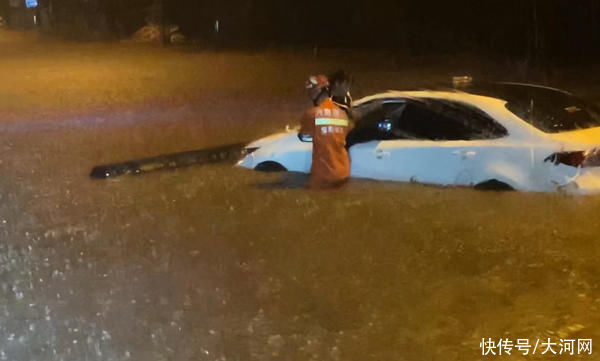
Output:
465,83,600,133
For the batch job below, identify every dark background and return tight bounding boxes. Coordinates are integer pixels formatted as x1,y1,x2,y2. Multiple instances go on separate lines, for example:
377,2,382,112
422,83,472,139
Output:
1,0,600,63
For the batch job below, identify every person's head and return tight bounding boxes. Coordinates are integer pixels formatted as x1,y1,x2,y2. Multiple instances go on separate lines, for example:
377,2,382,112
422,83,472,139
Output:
305,75,330,106
328,70,353,110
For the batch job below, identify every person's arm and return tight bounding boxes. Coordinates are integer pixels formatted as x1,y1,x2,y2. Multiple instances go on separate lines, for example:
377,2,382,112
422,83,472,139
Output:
299,108,315,136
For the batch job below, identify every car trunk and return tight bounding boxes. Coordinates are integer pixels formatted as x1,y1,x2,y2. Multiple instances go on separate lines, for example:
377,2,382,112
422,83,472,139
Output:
549,126,600,147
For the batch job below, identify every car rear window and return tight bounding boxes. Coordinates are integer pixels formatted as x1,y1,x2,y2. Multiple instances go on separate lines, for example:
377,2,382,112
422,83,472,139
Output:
466,83,600,133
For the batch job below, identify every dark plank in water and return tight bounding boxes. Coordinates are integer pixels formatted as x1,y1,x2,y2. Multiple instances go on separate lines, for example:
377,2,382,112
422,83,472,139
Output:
90,142,249,179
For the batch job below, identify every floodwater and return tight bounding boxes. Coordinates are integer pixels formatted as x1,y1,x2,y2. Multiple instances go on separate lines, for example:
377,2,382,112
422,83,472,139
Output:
4,105,600,361
1,33,600,361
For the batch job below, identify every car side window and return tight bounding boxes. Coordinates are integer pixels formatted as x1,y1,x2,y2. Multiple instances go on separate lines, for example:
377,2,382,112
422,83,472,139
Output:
449,101,508,139
390,100,507,141
346,98,507,147
346,101,405,146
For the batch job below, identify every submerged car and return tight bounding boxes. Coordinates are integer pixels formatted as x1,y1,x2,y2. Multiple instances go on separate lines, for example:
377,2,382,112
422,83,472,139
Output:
237,82,600,193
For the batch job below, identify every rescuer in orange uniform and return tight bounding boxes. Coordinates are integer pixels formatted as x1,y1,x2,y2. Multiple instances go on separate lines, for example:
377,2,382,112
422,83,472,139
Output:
300,73,352,189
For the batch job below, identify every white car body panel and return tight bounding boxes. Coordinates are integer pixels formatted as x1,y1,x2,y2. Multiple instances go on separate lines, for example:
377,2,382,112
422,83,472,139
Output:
241,132,312,173
237,90,600,194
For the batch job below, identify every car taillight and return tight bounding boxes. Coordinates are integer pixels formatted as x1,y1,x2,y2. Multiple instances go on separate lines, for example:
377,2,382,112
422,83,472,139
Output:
545,148,600,168
583,148,600,167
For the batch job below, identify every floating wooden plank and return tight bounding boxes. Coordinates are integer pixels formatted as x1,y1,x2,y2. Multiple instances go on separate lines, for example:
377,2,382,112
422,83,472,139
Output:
90,142,248,179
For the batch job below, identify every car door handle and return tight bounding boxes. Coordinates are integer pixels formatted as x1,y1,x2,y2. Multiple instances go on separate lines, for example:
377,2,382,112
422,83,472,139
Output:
375,149,391,159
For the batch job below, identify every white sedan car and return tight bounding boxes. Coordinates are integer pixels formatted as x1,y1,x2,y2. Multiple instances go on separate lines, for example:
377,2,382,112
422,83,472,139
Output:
237,82,600,193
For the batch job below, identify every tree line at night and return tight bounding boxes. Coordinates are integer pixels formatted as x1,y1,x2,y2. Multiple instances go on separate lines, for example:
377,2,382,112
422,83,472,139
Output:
1,0,599,63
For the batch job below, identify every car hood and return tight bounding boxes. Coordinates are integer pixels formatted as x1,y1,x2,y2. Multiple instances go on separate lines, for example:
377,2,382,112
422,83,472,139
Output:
550,127,600,148
245,131,299,150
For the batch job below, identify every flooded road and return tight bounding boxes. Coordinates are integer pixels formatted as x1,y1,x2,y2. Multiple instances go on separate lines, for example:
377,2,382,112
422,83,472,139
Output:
3,110,600,361
1,35,600,361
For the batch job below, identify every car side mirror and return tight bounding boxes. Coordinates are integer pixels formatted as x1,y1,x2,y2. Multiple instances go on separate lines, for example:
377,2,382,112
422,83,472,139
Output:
298,133,313,142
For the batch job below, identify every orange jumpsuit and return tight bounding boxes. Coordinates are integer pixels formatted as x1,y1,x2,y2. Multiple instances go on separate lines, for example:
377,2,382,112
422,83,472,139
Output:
300,98,351,189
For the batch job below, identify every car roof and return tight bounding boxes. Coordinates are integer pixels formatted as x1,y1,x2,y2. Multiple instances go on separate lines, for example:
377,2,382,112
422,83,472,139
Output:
466,81,573,97
353,82,574,107
353,89,507,111
352,82,580,140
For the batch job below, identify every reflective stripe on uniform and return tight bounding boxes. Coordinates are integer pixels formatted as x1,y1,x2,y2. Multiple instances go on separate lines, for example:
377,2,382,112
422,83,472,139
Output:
315,118,349,127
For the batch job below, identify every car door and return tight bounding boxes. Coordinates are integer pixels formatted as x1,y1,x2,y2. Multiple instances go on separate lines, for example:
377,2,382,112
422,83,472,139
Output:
350,99,509,186
371,139,473,185
348,100,405,179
